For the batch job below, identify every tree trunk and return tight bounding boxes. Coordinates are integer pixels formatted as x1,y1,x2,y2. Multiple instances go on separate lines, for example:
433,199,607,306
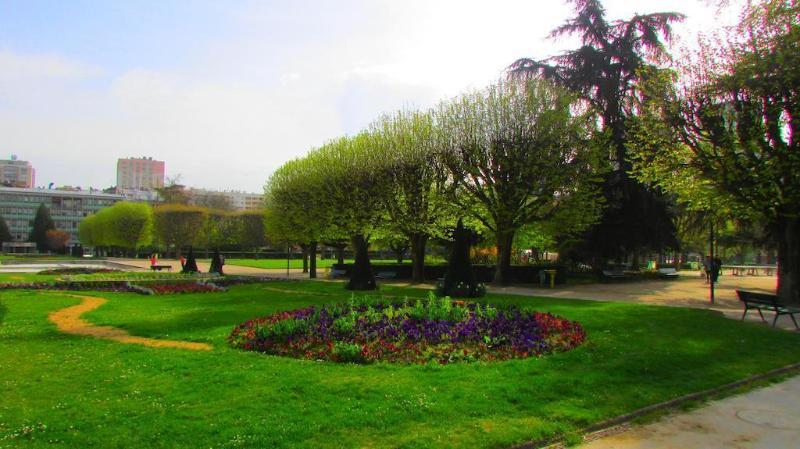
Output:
410,233,428,284
301,244,309,273
335,245,345,265
777,217,799,306
346,234,376,290
309,241,318,279
493,229,515,285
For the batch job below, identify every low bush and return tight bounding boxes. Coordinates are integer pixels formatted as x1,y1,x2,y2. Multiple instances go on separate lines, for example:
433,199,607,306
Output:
229,293,585,364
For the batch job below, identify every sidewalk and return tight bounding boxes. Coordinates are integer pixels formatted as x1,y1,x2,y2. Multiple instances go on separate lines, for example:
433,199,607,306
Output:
578,374,800,449
109,257,309,279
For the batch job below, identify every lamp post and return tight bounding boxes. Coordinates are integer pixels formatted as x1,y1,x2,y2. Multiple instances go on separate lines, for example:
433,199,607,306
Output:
709,219,715,305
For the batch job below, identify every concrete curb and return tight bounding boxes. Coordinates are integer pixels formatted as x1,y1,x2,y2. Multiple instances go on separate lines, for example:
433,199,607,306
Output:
514,362,800,449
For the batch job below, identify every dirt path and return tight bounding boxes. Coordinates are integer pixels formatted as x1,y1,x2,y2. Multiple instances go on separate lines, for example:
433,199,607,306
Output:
49,295,212,351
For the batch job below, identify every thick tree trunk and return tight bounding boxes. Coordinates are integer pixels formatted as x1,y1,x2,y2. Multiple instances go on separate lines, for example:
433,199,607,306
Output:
777,217,800,306
493,229,515,285
346,234,376,290
300,244,309,273
410,233,428,284
309,241,317,279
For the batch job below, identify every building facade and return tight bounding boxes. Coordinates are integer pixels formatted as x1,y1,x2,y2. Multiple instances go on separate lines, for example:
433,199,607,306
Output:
189,188,264,211
0,156,35,188
0,187,124,247
116,157,165,190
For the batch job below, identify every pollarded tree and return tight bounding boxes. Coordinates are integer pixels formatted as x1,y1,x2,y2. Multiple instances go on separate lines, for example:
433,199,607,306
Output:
152,204,208,257
311,134,393,290
105,202,153,253
264,157,334,279
632,0,800,305
369,109,453,283
28,203,56,252
510,0,684,264
438,78,602,284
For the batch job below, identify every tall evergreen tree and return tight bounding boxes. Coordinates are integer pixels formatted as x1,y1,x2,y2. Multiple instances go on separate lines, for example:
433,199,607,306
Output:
510,0,683,266
28,203,56,252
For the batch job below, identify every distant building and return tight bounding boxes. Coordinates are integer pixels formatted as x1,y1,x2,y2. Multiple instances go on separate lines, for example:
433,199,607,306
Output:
0,155,35,188
117,188,161,204
189,188,264,211
116,157,165,190
0,187,124,249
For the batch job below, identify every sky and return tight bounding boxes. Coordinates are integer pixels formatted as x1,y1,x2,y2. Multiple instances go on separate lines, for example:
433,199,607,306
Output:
0,0,744,193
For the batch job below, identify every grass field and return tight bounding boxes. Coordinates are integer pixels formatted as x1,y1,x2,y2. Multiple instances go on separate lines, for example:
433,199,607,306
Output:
1,280,799,448
224,258,446,270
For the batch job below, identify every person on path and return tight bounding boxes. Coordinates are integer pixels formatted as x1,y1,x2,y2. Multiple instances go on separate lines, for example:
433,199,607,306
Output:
149,253,158,268
712,257,722,283
702,256,712,284
180,255,187,270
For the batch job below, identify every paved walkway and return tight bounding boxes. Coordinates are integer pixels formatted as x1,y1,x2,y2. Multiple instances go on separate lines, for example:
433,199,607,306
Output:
579,375,800,449
110,257,309,279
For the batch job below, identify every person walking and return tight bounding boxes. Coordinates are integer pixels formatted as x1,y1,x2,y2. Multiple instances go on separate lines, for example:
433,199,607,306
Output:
702,256,712,284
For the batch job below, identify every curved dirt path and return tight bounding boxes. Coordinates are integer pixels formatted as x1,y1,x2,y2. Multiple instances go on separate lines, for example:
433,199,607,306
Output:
49,294,212,351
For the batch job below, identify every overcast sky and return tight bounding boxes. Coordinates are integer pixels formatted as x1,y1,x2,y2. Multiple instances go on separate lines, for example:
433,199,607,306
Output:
0,0,743,193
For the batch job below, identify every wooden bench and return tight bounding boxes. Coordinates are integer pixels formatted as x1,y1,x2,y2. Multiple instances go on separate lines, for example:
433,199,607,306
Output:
150,265,172,272
375,271,397,280
601,269,626,281
329,268,347,279
657,268,679,279
737,290,799,329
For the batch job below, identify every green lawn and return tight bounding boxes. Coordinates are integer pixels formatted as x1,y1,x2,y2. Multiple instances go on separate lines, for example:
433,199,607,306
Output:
1,280,799,448
225,258,446,270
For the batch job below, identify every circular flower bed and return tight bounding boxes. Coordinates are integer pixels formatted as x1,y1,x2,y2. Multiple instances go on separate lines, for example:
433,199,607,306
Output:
229,295,585,364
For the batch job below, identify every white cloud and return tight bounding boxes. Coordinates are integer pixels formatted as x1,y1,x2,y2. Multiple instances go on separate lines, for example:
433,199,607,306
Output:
0,49,103,81
0,0,747,192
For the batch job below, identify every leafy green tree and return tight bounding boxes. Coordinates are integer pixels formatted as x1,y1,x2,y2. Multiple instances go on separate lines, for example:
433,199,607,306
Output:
78,202,153,255
369,109,452,283
265,157,334,279
204,210,238,250
632,0,800,304
510,0,684,265
45,229,70,253
0,215,12,245
438,78,602,284
153,204,208,257
311,134,392,290
28,203,56,252
156,177,192,205
236,211,268,251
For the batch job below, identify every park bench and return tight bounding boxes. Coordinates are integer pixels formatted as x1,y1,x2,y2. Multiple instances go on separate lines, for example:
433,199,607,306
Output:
657,268,679,279
329,268,347,279
601,269,626,281
375,271,397,280
150,265,172,272
736,290,799,329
